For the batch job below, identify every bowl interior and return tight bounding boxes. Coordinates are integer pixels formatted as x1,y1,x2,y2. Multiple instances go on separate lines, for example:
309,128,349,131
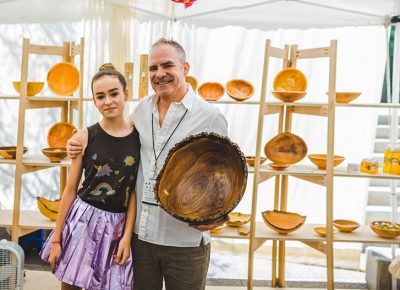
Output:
262,210,306,234
273,68,307,92
226,79,254,101
47,62,80,96
333,219,360,232
370,221,400,239
198,82,225,101
47,122,76,148
227,212,251,226
264,132,307,165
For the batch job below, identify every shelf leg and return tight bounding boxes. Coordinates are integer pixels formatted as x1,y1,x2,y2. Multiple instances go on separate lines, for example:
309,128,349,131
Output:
272,240,277,287
278,240,285,287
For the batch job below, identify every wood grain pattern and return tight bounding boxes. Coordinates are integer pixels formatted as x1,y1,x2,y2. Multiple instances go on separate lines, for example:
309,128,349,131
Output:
264,132,307,164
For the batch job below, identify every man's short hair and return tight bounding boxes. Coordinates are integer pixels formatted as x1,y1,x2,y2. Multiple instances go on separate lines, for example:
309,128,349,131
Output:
151,38,187,64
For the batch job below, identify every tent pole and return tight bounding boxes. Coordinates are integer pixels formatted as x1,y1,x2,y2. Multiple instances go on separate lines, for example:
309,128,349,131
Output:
175,0,384,21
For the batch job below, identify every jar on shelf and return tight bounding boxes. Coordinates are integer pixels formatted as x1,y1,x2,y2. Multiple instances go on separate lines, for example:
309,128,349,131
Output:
383,144,392,173
370,158,379,174
390,146,400,175
360,158,369,173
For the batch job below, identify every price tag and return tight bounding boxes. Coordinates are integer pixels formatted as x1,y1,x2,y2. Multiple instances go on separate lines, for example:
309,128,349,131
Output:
142,176,158,206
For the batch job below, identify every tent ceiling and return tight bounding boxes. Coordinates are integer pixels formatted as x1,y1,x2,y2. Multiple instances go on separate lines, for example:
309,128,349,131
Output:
0,0,398,30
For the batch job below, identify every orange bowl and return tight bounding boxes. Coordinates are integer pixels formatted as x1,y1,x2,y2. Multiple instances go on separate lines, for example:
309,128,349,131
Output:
268,163,290,170
314,226,338,237
370,221,400,239
0,146,28,159
333,219,360,233
186,76,198,92
226,79,254,101
326,92,361,104
47,62,80,96
198,82,224,101
261,210,306,235
308,154,345,170
13,81,44,97
47,122,76,148
273,68,307,92
41,147,68,162
264,132,307,165
272,90,307,102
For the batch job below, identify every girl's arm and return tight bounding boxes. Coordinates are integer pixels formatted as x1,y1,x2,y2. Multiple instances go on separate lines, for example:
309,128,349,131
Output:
48,129,87,268
114,191,136,265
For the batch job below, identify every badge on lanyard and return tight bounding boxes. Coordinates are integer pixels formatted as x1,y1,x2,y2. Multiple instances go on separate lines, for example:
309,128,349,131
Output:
142,166,159,206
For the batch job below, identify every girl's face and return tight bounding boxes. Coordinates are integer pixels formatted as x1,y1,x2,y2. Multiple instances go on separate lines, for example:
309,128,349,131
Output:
93,76,128,119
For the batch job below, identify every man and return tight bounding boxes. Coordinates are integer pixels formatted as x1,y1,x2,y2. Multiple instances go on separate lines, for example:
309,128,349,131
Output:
67,38,228,290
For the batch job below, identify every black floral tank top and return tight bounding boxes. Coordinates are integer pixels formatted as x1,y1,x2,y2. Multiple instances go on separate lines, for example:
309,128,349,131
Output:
77,123,140,213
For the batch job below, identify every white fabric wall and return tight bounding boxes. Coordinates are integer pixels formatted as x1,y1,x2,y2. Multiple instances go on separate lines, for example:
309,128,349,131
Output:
0,21,386,230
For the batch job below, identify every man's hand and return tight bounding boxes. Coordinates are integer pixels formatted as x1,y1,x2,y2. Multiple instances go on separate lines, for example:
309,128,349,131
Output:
66,129,83,159
189,215,229,232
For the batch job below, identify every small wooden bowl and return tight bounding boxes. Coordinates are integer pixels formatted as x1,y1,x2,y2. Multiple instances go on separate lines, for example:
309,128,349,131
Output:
314,226,338,237
0,146,28,159
186,75,198,92
261,210,306,235
264,132,307,165
370,221,400,239
226,79,254,101
47,122,76,148
41,147,68,162
13,81,44,97
210,223,226,234
273,68,307,92
198,82,224,101
308,154,345,170
245,156,267,167
326,92,361,104
268,163,290,170
47,62,80,96
37,197,60,221
272,90,307,102
227,212,251,227
333,219,360,233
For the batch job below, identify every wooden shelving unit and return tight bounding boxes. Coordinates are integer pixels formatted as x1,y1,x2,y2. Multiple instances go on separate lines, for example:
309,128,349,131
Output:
5,38,85,242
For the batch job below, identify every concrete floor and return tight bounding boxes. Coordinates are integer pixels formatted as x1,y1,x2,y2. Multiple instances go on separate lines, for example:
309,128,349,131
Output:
24,270,367,290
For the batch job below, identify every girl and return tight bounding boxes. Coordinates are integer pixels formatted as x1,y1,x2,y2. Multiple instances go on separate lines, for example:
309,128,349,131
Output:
40,63,140,290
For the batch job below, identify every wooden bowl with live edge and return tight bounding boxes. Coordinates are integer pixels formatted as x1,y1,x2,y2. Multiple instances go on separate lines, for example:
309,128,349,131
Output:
155,132,248,225
262,210,306,235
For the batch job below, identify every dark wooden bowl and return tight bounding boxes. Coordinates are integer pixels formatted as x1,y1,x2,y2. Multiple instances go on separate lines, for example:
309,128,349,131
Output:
155,132,248,225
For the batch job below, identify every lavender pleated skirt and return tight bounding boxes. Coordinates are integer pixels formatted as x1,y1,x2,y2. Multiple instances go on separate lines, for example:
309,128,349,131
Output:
40,197,133,290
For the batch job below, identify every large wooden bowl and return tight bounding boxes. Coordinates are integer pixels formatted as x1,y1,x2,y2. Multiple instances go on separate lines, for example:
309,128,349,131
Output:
308,154,345,170
198,82,224,101
0,146,28,159
186,75,198,92
273,68,307,92
226,79,254,101
47,62,80,96
13,81,44,97
47,122,76,148
264,132,307,165
262,210,306,235
156,132,248,225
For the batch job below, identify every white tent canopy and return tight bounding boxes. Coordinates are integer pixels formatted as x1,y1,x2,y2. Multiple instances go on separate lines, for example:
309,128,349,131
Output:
0,0,398,29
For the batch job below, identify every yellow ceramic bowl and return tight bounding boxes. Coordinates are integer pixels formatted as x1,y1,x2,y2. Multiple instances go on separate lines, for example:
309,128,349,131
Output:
308,154,345,170
13,81,44,97
186,75,198,92
245,156,267,167
198,82,225,101
41,147,68,162
333,219,360,233
227,212,251,227
272,91,307,102
262,210,306,235
326,92,361,104
370,221,400,239
0,146,28,159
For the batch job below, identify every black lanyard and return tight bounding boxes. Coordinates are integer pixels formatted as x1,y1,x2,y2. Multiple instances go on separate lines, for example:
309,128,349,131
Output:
152,109,188,172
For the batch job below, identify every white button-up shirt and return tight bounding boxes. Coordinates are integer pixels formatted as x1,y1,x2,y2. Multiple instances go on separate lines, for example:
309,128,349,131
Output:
130,87,228,247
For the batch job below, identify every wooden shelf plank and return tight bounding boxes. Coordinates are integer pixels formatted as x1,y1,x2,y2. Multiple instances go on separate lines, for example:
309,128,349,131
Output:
247,164,400,180
23,154,71,168
0,210,54,230
0,158,16,164
255,223,400,245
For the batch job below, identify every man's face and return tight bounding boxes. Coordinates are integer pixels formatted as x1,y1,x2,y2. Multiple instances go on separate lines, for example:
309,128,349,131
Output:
149,44,189,99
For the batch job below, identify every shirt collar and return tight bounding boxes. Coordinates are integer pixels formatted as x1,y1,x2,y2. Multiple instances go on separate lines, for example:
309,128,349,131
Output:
151,84,195,112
